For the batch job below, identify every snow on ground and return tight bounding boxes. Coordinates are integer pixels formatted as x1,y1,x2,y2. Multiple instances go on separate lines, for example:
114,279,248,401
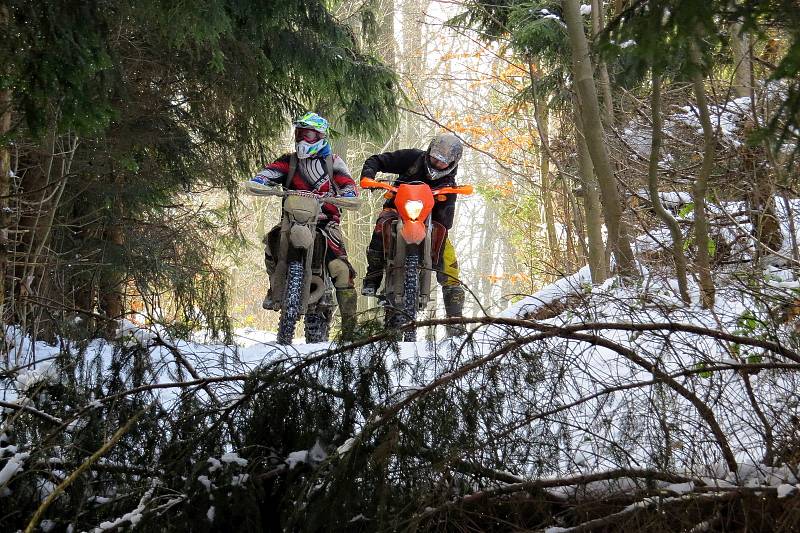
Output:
670,96,753,146
499,265,593,319
3,194,800,502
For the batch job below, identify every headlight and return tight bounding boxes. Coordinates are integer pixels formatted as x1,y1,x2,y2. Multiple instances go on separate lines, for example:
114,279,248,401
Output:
404,200,424,221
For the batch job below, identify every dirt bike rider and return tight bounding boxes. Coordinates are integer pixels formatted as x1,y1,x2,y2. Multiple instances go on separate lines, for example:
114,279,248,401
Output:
250,112,358,337
360,133,466,335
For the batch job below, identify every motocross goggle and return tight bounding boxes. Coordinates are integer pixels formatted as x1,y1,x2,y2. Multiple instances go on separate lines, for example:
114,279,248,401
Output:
295,128,325,143
428,155,450,171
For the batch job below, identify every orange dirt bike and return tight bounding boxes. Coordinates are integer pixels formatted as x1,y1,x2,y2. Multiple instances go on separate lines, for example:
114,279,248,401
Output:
360,177,473,341
245,182,360,344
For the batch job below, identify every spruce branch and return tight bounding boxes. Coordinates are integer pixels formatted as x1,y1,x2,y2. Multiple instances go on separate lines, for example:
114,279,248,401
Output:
25,408,146,533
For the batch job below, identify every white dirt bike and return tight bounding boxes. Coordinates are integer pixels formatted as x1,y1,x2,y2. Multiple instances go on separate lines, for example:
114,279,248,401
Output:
245,182,360,344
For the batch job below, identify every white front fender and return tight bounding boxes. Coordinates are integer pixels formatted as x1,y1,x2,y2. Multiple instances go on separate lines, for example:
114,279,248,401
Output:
289,225,314,249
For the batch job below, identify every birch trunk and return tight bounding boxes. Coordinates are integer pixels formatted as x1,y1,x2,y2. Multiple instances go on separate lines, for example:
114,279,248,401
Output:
563,0,636,276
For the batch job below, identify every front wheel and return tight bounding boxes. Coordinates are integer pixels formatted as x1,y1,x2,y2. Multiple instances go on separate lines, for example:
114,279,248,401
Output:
277,260,304,345
396,252,420,342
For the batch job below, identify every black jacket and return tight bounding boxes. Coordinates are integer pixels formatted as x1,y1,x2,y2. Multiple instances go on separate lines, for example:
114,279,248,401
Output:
360,148,458,229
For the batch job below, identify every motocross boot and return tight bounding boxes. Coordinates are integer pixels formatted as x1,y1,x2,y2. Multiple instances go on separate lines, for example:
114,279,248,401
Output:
336,288,358,341
442,285,466,338
262,290,278,310
262,247,280,310
361,249,385,297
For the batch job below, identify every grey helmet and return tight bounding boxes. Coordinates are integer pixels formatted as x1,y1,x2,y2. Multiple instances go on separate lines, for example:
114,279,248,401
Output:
425,133,463,180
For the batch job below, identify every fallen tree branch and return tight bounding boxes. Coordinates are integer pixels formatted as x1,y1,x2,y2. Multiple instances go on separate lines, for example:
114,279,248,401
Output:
26,409,145,533
0,399,62,425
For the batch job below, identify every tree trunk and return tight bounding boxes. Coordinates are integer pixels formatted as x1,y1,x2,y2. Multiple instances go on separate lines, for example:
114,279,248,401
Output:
591,0,615,127
0,5,11,334
574,100,609,283
99,221,125,338
378,0,396,69
689,41,716,309
561,178,576,273
562,174,586,271
480,200,499,312
730,22,751,99
563,0,636,276
740,126,782,262
0,104,10,327
16,129,59,341
566,174,589,266
648,72,690,304
401,0,430,147
536,102,562,275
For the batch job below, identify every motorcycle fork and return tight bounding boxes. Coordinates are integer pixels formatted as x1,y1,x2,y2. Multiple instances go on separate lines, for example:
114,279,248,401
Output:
271,216,291,307
308,232,334,312
386,219,434,311
272,198,321,315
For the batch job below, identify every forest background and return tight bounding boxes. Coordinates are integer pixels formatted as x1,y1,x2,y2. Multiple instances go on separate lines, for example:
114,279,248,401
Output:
3,0,800,531
2,0,798,340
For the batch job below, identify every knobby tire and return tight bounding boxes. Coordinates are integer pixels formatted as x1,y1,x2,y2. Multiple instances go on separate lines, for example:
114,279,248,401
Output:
304,310,331,343
401,252,420,342
277,260,304,345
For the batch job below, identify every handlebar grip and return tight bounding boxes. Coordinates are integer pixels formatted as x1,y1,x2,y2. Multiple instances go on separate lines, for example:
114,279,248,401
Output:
243,181,283,196
360,177,380,188
434,184,474,196
325,197,362,209
360,177,396,192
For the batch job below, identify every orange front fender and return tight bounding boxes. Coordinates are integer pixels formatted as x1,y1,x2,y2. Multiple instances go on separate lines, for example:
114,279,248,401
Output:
400,220,427,245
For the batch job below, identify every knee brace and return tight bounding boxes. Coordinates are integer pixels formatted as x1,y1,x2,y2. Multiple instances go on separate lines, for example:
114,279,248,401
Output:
436,238,461,286
328,258,354,289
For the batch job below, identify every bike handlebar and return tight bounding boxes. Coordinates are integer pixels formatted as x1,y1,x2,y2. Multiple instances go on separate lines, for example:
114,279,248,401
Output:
243,181,361,209
359,177,473,197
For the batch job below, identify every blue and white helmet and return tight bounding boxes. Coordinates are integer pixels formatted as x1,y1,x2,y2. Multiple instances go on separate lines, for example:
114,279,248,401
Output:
293,112,330,159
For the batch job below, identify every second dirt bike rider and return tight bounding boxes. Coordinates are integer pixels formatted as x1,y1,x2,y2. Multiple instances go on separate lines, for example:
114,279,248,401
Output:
251,112,358,337
360,133,466,331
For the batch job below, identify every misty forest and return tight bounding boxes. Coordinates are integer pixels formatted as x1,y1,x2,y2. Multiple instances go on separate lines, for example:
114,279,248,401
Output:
2,0,800,531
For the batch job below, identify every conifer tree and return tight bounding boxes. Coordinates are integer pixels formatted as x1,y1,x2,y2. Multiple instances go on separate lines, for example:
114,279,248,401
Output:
0,0,398,337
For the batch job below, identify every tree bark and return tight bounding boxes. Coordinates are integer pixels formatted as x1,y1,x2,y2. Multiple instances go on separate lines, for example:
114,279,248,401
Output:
591,0,615,127
401,0,430,147
563,175,586,270
99,221,125,338
689,41,716,309
574,100,609,283
648,72,690,304
0,5,12,333
729,22,751,99
536,101,562,275
563,0,636,276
